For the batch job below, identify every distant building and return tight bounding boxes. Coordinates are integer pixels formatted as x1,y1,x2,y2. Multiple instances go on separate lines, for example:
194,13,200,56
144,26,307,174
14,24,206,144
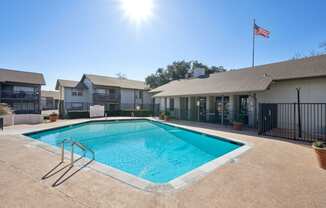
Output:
151,55,326,134
55,74,153,117
41,90,60,110
0,68,45,114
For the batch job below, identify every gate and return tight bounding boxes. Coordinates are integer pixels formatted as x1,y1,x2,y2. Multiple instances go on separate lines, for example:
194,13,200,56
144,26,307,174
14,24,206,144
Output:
259,103,326,142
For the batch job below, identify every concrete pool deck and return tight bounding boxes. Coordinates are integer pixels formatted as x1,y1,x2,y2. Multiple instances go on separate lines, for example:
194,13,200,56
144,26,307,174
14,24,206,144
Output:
1,117,326,208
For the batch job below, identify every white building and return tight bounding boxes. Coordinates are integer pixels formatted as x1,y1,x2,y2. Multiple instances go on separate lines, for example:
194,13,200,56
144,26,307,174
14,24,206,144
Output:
151,55,326,140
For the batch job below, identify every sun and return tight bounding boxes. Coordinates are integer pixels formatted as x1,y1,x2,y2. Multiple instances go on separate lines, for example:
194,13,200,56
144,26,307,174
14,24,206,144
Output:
119,0,154,24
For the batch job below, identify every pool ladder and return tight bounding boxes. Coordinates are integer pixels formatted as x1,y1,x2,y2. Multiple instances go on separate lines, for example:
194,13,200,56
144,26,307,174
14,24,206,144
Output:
60,139,95,167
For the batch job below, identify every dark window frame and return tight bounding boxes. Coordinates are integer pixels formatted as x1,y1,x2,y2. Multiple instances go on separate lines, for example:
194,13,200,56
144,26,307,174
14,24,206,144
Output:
169,98,175,111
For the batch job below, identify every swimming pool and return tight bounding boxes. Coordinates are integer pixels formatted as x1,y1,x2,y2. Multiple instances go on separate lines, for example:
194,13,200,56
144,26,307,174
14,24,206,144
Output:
26,119,245,184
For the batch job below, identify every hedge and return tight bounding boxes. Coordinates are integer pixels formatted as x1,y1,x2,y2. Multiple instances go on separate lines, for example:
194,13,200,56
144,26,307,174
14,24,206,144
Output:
66,111,90,119
105,110,153,117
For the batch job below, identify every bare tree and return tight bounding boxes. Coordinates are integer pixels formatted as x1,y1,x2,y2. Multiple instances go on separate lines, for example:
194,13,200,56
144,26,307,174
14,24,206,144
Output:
319,41,326,51
116,72,127,79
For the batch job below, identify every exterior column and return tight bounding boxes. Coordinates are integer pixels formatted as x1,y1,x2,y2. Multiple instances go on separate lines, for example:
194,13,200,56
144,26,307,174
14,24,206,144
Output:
187,96,191,120
253,93,257,128
206,96,210,121
221,96,224,125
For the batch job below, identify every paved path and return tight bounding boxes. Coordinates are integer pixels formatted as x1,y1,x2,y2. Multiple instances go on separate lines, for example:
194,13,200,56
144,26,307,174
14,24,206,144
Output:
1,118,325,208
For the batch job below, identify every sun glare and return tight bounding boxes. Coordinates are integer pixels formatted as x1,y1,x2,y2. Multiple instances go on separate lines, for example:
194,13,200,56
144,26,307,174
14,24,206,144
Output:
119,0,154,24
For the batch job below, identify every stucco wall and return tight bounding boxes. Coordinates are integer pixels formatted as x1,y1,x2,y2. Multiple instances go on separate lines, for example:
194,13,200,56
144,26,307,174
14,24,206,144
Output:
143,91,152,105
256,77,326,132
256,77,326,103
159,98,166,111
1,114,43,126
120,89,135,110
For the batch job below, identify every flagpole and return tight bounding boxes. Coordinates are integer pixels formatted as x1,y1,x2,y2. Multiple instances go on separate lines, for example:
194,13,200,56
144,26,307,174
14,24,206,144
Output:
252,19,256,68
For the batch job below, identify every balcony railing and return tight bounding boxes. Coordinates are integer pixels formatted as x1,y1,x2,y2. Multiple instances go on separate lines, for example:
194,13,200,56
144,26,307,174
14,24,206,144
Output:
63,102,159,114
1,91,39,100
64,102,91,112
93,93,120,102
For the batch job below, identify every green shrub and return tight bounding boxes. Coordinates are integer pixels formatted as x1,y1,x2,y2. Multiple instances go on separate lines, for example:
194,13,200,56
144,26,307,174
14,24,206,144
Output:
313,141,326,148
0,104,12,116
67,111,89,119
159,112,165,120
105,110,153,117
233,112,246,123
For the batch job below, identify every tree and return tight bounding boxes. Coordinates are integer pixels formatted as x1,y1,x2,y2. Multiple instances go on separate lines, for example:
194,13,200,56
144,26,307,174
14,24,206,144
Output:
116,72,127,79
319,41,326,51
145,60,226,88
292,41,326,60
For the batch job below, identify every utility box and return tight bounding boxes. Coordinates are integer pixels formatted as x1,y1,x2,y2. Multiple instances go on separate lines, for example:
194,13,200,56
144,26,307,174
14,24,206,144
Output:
89,105,105,118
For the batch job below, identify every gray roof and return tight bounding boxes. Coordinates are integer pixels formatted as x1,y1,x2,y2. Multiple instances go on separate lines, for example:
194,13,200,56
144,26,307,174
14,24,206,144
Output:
0,68,45,85
83,74,148,90
152,54,326,97
55,79,79,90
41,90,60,100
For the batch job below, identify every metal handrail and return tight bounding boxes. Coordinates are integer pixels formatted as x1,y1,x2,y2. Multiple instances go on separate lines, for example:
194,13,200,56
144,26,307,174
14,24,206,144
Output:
60,138,95,167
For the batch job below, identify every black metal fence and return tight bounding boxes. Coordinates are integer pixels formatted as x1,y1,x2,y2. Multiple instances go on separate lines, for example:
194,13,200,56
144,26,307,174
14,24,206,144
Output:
162,108,254,127
259,103,326,142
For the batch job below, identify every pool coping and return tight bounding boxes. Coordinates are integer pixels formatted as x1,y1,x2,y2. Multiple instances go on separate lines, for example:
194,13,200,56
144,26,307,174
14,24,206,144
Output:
19,117,252,193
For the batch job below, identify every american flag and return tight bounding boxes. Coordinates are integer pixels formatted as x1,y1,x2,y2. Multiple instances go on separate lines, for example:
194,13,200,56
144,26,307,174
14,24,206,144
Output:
254,24,270,38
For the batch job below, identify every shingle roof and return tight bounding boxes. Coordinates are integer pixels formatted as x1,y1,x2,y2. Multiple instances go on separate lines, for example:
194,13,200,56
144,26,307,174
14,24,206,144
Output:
83,74,148,90
152,54,326,97
41,90,60,100
0,68,45,85
237,54,326,81
55,79,79,90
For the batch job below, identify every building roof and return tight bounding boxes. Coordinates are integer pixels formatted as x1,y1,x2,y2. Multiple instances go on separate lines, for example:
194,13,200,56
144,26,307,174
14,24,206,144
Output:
0,68,45,85
55,79,79,90
82,74,149,90
152,54,326,97
41,90,60,100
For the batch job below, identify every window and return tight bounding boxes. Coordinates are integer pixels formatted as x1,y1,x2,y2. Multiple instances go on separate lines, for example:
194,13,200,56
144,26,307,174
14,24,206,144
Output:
109,89,116,95
72,88,83,96
46,98,54,107
13,86,35,93
169,98,174,111
135,90,143,99
13,102,36,112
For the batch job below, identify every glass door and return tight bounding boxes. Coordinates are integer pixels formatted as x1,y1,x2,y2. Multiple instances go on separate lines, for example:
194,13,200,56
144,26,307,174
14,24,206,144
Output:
198,97,207,122
215,96,230,125
180,97,189,120
239,95,249,125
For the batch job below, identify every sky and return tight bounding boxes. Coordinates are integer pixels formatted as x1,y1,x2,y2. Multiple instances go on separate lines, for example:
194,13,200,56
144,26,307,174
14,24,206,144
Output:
1,0,326,90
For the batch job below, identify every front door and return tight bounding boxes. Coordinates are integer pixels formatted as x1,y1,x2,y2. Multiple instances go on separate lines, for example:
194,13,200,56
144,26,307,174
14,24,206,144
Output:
215,96,230,125
180,97,189,120
239,95,249,124
198,97,207,122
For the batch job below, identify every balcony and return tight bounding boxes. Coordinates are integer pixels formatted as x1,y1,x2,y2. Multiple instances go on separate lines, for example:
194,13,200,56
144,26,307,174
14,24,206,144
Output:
1,91,39,100
93,93,120,103
64,102,90,112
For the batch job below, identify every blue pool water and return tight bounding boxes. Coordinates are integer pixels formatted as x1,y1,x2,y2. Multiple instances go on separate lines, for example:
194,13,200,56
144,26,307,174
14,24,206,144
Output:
26,120,242,183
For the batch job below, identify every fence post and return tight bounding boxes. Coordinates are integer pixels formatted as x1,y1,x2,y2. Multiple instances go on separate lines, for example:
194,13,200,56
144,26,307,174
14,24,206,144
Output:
296,88,302,138
258,103,262,135
293,103,296,139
